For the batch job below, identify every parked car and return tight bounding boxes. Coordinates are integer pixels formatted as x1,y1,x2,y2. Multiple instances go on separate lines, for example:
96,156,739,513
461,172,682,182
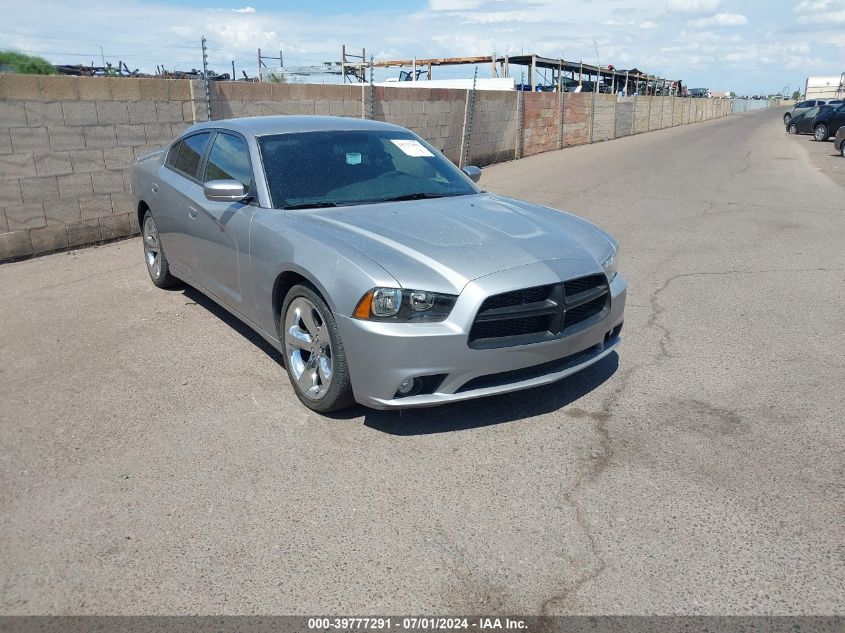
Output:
783,99,827,124
835,127,845,157
811,103,845,141
786,105,832,135
131,116,626,413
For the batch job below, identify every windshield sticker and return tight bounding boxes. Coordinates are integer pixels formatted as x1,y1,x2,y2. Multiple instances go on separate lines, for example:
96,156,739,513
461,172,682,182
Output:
346,152,362,165
390,139,434,157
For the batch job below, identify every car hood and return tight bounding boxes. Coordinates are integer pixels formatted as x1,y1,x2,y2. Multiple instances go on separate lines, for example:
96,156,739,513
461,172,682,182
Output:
289,193,616,294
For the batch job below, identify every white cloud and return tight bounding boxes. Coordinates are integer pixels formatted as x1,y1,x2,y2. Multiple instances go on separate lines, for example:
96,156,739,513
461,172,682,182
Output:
667,0,721,13
794,0,834,12
797,9,845,24
822,33,845,46
428,0,484,9
689,12,748,27
233,6,256,13
639,20,659,28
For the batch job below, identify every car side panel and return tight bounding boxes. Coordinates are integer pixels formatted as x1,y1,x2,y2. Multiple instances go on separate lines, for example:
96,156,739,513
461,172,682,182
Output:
247,208,401,342
153,166,199,272
183,189,255,316
830,109,845,136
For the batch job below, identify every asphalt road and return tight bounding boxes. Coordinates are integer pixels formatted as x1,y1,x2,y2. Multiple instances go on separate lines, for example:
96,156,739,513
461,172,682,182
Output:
1,108,843,615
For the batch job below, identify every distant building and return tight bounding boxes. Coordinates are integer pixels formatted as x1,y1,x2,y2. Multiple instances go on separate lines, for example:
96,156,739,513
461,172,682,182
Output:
804,76,843,100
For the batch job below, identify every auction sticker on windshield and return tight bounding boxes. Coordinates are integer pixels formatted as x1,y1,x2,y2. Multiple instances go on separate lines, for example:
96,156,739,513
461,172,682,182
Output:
390,139,434,157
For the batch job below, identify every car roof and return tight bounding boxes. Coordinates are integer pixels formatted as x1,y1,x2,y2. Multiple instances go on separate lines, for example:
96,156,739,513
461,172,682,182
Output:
184,115,408,138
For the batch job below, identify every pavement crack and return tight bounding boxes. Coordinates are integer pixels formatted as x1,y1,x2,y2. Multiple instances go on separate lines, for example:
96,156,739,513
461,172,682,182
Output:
540,263,843,614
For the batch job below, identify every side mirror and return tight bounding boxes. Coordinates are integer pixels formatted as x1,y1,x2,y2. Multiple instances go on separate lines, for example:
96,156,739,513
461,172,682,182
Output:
204,179,249,202
462,165,482,183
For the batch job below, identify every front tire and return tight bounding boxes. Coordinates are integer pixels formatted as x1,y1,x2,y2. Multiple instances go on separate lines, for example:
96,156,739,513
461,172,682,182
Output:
142,211,177,288
281,284,355,413
783,113,791,124
814,124,829,141
788,123,798,134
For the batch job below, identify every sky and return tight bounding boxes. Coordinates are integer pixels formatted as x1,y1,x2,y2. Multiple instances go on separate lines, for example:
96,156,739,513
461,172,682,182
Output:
1,0,843,95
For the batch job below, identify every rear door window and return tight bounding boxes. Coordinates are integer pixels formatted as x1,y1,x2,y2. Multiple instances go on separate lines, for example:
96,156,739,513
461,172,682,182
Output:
171,132,212,180
166,141,182,168
203,133,253,191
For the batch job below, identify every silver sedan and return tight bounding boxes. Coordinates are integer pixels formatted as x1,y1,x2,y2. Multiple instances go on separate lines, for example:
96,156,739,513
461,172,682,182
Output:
131,116,626,412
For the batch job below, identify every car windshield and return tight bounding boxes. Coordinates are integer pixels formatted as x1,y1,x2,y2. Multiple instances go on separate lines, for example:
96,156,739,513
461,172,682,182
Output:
258,130,478,209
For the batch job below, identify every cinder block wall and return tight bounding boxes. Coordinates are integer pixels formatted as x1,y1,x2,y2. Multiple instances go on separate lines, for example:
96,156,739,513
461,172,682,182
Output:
0,73,760,262
0,75,200,260
467,90,519,166
591,94,616,142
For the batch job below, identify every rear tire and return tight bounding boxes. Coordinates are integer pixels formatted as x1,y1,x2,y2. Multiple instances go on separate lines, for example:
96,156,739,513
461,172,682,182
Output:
281,284,356,413
840,140,845,158
814,124,829,141
142,211,178,288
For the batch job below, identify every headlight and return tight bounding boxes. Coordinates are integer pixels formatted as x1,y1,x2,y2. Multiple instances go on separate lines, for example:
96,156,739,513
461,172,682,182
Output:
353,287,457,322
602,247,618,281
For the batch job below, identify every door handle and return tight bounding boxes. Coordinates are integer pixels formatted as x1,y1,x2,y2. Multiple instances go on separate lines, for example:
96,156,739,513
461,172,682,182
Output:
188,206,198,219
151,183,159,193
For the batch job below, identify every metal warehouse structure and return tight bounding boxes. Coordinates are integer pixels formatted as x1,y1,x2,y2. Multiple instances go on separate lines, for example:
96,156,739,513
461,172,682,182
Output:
804,74,845,100
368,53,680,95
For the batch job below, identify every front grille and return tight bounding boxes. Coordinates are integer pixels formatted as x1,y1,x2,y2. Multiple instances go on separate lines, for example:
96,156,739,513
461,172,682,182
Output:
469,314,552,341
468,274,609,349
564,274,607,297
478,285,554,311
563,294,607,330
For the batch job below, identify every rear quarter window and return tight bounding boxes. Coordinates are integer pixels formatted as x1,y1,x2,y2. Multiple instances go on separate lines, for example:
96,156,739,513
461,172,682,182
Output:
171,132,211,179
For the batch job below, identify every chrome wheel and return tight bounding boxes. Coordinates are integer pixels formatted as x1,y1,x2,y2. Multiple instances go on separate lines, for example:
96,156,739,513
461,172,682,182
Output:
143,215,161,280
814,125,828,141
788,123,797,134
284,296,333,400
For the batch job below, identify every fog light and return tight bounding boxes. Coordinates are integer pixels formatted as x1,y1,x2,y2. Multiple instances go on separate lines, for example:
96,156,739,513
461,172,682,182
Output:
395,377,423,398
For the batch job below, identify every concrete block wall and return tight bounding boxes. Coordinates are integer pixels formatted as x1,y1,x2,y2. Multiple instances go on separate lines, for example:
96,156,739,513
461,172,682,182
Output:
633,97,651,134
522,92,560,157
591,94,616,142
614,98,635,138
466,90,519,166
561,93,592,147
0,74,203,261
0,74,765,261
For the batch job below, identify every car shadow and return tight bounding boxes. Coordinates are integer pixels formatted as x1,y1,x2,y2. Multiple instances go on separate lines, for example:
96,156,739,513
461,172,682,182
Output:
177,283,619,435
180,285,285,366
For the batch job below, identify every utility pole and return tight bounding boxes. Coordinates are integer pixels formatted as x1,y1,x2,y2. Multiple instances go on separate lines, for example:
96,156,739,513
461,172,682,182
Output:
593,38,601,93
201,36,211,121
461,65,478,168
369,55,375,120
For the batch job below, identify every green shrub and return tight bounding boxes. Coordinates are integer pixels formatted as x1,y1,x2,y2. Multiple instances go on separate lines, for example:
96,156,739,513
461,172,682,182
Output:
0,51,56,75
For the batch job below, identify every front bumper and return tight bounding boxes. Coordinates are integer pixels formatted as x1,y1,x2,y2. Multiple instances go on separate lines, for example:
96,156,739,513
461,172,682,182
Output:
337,259,627,409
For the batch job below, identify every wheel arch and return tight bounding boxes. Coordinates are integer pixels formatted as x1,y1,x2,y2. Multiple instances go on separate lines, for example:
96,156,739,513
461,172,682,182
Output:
272,268,334,337
137,200,150,232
